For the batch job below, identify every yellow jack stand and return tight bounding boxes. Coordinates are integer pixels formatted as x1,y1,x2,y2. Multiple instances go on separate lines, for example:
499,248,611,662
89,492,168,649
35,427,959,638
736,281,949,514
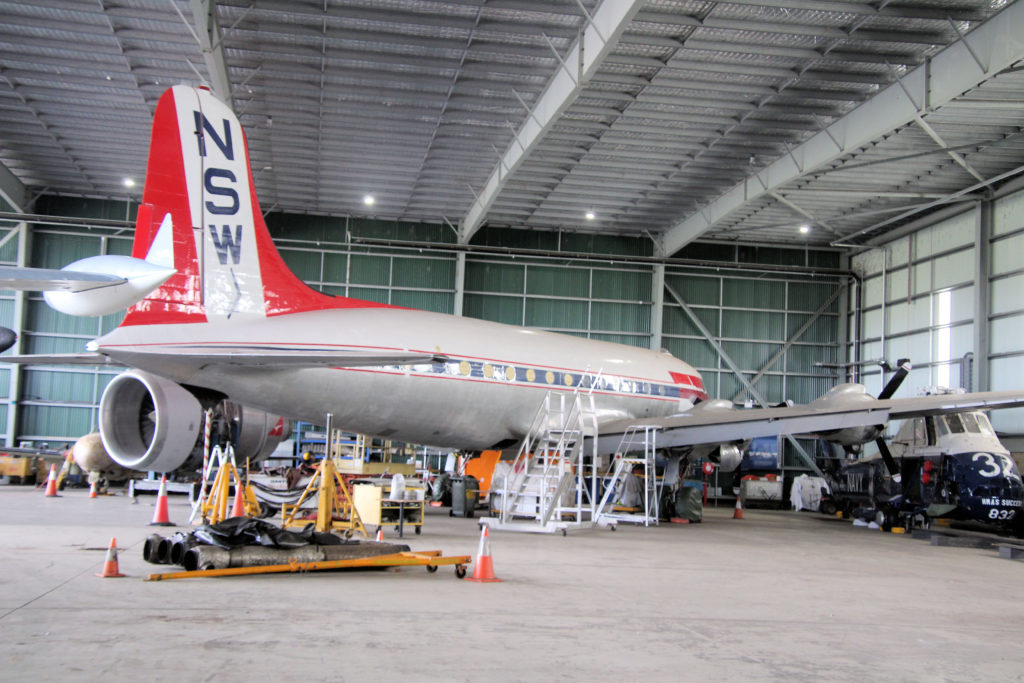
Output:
55,451,74,489
195,446,261,524
281,457,367,537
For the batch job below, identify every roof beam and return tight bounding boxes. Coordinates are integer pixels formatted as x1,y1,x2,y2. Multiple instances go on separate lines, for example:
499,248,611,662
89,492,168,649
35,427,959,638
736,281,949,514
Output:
659,0,1024,257
190,0,234,111
458,0,644,244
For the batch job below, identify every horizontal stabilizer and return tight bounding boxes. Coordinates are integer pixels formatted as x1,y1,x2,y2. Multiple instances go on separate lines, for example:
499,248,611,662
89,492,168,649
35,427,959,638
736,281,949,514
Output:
1,353,120,366
0,267,125,292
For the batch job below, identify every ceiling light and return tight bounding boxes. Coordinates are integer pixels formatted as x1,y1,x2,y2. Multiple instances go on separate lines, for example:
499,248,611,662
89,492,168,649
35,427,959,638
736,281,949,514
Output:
585,210,595,220
363,194,375,206
123,178,135,188
799,224,810,234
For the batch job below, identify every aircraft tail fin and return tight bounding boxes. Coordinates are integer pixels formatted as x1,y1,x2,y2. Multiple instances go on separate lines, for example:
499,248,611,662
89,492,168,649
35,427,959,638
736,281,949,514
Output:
122,85,389,326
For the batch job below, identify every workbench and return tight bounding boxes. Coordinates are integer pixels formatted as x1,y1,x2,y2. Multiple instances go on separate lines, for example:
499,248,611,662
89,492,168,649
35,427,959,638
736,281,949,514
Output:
353,482,425,537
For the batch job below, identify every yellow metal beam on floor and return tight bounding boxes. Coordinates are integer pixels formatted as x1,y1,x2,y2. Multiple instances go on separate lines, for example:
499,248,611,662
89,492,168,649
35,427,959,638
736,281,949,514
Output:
145,550,470,581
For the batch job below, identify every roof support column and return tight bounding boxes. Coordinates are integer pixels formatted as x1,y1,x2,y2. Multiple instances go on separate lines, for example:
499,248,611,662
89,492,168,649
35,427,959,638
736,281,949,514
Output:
973,199,992,391
5,223,28,447
453,252,466,317
650,264,664,351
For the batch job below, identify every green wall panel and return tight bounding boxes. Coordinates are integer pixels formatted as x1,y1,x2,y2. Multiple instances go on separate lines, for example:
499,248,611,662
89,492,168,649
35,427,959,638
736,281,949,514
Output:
31,233,100,269
740,373,784,403
662,305,719,337
668,338,720,369
592,269,651,301
788,282,839,313
345,287,389,304
26,300,99,336
322,252,348,281
591,302,650,334
787,344,838,374
280,249,322,282
722,278,786,309
349,254,389,286
721,341,784,369
721,310,785,341
23,370,96,403
390,290,453,314
464,294,522,325
665,274,720,306
0,298,14,326
466,262,524,294
391,257,455,289
20,406,94,439
525,266,589,298
525,298,588,330
785,313,837,345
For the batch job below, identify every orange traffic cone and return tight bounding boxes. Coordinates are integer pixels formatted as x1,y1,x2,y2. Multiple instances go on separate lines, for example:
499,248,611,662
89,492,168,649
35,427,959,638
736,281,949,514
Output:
96,537,125,578
43,463,60,497
88,481,98,499
466,525,502,583
150,475,173,526
375,528,384,542
733,496,744,520
231,485,246,518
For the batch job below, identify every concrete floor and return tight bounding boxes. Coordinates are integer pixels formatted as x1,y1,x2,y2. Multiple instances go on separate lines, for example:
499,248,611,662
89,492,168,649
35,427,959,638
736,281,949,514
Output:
1,486,1022,682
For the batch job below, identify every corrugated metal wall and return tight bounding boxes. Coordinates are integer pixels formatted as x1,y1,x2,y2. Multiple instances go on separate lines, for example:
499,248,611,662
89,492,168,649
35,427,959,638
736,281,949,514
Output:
2,199,847,446
850,185,1024,439
662,270,843,405
464,258,653,346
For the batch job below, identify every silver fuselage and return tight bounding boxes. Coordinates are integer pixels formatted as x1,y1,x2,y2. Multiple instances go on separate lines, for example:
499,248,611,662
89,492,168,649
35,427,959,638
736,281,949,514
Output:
95,307,703,450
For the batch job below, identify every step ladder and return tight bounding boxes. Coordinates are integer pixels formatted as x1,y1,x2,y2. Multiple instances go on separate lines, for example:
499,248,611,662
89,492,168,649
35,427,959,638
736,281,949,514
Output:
595,425,662,528
483,377,601,534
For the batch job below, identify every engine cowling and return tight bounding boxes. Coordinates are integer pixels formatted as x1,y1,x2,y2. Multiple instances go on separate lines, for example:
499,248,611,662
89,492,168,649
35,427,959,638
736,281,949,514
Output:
710,443,743,471
99,369,290,473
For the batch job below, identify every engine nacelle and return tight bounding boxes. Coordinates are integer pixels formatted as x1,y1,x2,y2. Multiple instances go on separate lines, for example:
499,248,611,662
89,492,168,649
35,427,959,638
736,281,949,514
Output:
99,369,290,473
806,383,885,447
100,370,205,472
710,444,743,471
71,432,130,480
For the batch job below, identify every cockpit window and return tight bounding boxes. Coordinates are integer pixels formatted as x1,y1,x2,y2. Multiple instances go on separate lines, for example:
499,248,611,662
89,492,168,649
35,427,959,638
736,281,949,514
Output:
942,414,967,434
961,413,982,433
975,412,995,436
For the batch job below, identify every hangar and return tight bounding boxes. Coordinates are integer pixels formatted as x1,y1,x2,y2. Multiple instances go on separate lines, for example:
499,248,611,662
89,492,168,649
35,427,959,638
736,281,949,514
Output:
1,0,1024,679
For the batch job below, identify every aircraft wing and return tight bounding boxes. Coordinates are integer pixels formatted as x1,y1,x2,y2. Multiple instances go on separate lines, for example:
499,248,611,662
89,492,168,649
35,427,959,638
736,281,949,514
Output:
2,347,448,369
110,347,448,369
0,266,126,292
593,390,1024,453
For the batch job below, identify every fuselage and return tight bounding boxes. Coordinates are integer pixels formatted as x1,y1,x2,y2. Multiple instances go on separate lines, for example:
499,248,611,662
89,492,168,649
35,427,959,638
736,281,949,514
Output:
95,307,707,450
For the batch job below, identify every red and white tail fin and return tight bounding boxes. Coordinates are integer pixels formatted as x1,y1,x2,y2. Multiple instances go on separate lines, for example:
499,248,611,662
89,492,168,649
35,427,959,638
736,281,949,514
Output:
123,85,386,327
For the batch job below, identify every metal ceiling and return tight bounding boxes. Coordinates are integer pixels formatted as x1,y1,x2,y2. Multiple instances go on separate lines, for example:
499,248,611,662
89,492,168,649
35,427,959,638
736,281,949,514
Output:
2,0,1024,255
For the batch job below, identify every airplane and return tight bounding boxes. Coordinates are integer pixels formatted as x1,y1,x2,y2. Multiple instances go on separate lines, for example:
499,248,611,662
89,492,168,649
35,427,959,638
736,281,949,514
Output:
2,84,1023,506
817,394,1024,534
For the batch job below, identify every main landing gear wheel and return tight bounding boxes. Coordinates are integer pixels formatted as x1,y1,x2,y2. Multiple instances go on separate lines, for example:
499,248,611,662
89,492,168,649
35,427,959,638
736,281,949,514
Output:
426,565,438,573
455,565,467,579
